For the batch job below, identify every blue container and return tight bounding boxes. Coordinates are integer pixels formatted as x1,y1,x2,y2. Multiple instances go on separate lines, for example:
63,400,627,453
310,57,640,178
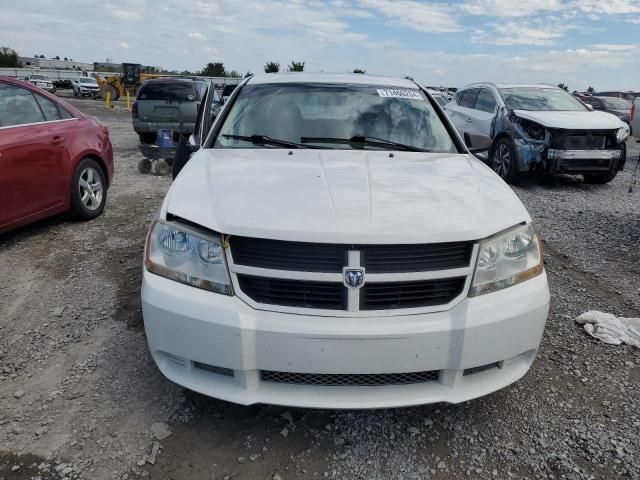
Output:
156,129,176,148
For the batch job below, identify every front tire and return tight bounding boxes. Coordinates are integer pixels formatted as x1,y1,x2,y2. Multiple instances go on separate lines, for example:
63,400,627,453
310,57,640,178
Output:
71,158,107,220
491,137,521,183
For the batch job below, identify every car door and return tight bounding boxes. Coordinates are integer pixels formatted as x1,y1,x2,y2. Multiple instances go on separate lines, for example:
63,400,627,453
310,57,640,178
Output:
446,89,479,136
465,88,498,138
0,82,69,228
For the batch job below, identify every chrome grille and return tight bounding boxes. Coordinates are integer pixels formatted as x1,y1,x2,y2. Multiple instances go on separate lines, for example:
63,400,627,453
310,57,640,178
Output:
261,370,439,386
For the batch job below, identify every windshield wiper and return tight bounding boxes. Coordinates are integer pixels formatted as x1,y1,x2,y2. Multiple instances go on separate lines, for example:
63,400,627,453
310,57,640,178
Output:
300,135,428,152
222,134,309,149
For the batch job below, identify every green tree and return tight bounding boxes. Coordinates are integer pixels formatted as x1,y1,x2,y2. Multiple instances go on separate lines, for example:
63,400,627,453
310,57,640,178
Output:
199,62,227,77
0,47,21,67
264,61,280,73
352,68,366,74
586,86,595,94
64,56,68,61
228,70,242,78
557,82,569,91
288,61,305,72
55,55,60,60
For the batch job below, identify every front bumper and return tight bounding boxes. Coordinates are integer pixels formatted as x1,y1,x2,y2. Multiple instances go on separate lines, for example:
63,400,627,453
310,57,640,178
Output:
142,269,550,409
133,120,195,134
514,140,623,174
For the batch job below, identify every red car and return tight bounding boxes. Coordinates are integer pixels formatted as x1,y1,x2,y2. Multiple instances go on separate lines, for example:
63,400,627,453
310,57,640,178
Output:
0,76,114,234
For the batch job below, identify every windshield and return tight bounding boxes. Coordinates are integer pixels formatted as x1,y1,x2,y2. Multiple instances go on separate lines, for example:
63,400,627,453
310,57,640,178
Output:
31,75,48,81
79,78,97,84
214,83,458,153
600,97,631,109
499,87,588,111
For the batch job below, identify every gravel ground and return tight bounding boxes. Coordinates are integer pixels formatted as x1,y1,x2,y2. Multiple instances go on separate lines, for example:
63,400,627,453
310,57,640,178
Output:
0,97,638,480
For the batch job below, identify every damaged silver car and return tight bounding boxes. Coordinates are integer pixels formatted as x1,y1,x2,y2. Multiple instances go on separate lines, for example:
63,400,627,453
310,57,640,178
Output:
446,83,630,183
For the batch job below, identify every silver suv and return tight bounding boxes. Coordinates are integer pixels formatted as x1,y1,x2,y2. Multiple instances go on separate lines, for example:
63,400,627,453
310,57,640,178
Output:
445,83,630,184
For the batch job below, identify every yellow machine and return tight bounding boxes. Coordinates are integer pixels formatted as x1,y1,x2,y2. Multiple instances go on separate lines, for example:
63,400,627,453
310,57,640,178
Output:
95,63,161,100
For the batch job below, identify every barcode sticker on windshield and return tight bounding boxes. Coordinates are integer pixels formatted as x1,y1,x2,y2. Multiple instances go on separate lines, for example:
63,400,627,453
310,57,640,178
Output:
377,89,423,100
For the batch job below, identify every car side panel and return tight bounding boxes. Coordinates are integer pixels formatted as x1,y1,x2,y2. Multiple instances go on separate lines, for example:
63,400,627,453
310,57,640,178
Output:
0,120,71,230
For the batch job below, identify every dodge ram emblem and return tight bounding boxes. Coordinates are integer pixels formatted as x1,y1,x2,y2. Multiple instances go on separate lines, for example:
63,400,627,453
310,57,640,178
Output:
343,268,365,289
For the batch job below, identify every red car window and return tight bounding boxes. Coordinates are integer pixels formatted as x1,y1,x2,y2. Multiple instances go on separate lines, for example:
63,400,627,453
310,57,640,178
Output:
34,94,62,121
0,83,45,127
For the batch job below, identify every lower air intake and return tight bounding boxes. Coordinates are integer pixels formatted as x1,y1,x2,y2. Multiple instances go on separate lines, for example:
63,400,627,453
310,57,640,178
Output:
260,370,439,386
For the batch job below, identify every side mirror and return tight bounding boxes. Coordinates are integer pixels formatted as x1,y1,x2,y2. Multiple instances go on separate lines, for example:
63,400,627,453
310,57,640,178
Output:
464,132,493,153
585,104,594,111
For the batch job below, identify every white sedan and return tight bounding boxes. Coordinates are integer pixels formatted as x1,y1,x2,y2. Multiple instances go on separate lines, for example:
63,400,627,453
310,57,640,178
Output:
141,73,550,409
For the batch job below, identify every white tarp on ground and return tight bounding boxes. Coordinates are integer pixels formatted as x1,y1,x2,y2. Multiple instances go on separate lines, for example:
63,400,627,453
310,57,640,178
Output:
576,311,640,348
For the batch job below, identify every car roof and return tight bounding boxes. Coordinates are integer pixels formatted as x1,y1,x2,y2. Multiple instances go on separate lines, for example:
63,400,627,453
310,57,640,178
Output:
462,82,559,90
247,73,419,89
143,77,195,83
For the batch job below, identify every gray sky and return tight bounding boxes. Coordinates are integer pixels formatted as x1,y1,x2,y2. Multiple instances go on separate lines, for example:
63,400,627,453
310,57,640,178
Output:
2,0,640,90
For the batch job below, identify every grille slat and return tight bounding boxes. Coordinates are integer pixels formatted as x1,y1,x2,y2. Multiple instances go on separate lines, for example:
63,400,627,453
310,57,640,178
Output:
238,275,345,310
230,237,473,274
261,370,439,386
362,243,472,273
362,278,466,310
231,236,345,272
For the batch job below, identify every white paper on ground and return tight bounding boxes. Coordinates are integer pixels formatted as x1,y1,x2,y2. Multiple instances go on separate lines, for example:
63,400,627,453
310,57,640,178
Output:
575,311,640,348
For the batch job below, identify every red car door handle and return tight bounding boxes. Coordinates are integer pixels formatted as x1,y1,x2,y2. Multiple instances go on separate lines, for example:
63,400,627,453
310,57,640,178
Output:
51,136,65,145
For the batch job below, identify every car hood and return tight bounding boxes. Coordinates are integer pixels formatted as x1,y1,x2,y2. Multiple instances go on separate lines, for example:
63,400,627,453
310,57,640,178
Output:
513,110,626,130
164,149,530,244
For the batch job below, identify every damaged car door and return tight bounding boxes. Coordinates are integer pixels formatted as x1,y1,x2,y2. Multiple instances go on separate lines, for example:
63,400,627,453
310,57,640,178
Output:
446,88,478,135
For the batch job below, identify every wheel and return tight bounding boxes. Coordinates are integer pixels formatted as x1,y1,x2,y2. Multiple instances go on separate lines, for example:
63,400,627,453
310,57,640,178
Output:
583,171,618,184
138,158,152,174
100,84,118,102
491,137,521,183
154,159,171,176
71,158,107,220
138,132,156,144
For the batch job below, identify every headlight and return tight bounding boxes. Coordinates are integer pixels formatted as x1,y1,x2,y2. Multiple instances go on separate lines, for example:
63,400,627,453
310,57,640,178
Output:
616,125,630,142
145,220,232,294
469,223,543,297
520,119,546,141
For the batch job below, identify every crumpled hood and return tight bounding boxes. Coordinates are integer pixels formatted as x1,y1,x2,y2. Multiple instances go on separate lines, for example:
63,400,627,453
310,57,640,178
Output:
165,149,530,244
513,109,626,130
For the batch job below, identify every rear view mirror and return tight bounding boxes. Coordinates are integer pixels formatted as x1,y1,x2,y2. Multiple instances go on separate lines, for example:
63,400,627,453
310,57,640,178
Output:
464,132,493,153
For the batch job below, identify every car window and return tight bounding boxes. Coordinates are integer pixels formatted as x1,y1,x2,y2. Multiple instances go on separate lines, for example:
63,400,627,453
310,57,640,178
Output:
583,98,602,109
0,83,45,127
499,87,588,111
137,81,195,101
213,83,459,153
459,89,478,108
474,89,497,113
34,94,61,121
59,107,74,119
600,97,632,109
434,95,448,107
222,84,237,98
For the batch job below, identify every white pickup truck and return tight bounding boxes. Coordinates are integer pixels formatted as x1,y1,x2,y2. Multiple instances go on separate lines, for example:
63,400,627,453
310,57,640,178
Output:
141,73,550,409
632,97,640,137
25,73,56,93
